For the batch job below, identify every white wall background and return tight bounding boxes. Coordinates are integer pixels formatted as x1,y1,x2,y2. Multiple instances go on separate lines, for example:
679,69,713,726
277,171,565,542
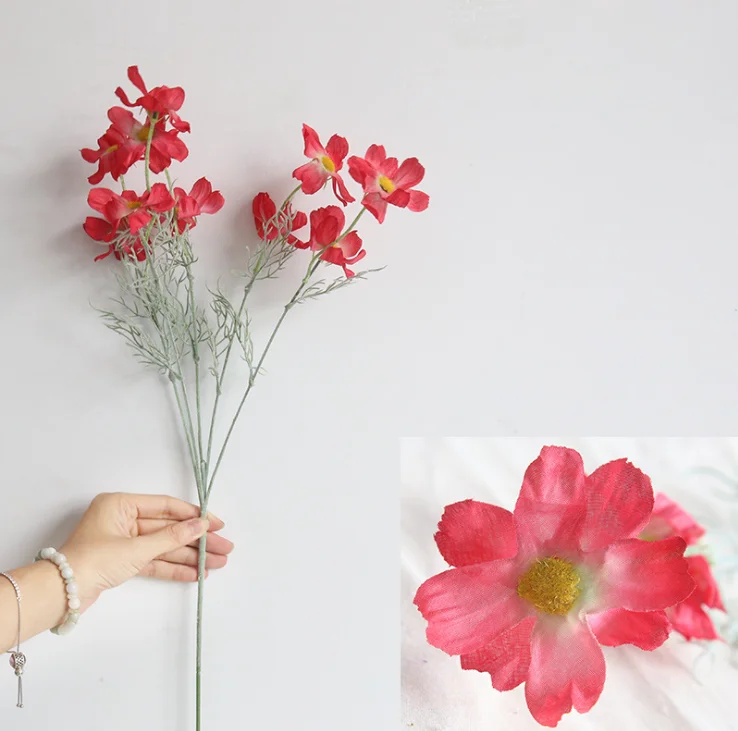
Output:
402,438,738,730
1,1,738,730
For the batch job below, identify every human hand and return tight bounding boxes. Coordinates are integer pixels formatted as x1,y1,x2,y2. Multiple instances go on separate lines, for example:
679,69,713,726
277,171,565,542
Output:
59,493,234,613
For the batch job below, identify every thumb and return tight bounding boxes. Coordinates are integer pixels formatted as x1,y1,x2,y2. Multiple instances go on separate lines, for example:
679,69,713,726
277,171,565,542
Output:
134,517,209,563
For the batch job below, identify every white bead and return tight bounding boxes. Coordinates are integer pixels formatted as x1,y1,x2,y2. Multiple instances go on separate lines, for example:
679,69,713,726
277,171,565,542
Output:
68,597,81,610
56,621,74,636
40,547,55,560
67,611,80,624
65,582,78,595
59,562,70,572
52,553,66,566
61,567,74,580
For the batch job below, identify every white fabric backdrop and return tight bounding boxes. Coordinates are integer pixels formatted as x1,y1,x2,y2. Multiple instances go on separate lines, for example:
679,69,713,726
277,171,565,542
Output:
402,438,738,731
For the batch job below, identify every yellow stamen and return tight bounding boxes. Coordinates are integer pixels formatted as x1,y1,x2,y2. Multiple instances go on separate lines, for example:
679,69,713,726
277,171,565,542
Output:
517,557,581,615
126,201,141,210
378,175,395,193
104,144,119,155
137,126,151,142
321,155,336,173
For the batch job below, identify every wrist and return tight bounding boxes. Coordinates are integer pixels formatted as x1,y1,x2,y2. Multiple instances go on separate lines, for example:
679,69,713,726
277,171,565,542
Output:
57,545,100,615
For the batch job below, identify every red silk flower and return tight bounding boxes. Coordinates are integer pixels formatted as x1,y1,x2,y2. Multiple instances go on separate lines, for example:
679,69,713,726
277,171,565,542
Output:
252,192,307,246
348,145,429,223
301,206,365,278
414,447,695,728
641,493,725,640
115,65,191,133
292,124,355,206
173,178,225,234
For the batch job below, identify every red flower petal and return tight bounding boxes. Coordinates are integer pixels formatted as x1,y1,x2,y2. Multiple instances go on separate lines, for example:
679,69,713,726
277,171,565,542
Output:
588,608,671,650
643,493,706,544
414,559,530,655
514,446,587,555
189,177,212,205
83,216,115,242
687,555,725,611
579,459,654,551
460,617,535,691
408,190,430,212
309,206,344,248
393,157,425,189
301,124,324,159
253,192,277,239
596,537,695,612
361,192,388,223
524,619,605,728
127,65,148,95
347,156,375,187
128,210,152,235
386,189,411,209
331,174,355,205
144,183,175,212
325,134,349,168
365,144,387,168
667,595,721,640
293,211,308,231
293,160,327,195
434,499,517,567
88,188,118,215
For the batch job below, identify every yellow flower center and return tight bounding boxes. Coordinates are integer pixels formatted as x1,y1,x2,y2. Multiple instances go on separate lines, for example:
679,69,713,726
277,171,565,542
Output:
517,557,581,615
321,155,336,173
378,175,395,193
126,201,141,210
137,126,151,142
104,144,119,155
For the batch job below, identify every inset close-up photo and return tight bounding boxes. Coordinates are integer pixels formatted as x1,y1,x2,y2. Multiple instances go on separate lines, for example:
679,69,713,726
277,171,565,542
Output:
402,439,738,729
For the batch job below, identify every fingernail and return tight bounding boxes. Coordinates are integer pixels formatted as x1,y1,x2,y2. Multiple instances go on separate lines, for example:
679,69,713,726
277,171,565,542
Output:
188,518,209,535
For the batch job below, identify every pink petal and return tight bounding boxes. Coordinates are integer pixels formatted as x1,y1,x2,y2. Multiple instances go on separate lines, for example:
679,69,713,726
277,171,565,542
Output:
331,174,355,205
301,123,325,159
588,608,671,650
686,555,725,611
144,183,175,212
189,177,212,204
386,189,411,209
597,537,695,612
292,210,308,231
335,230,363,258
325,134,349,167
201,191,224,215
83,217,114,242
667,596,721,640
347,156,376,187
434,499,517,567
88,188,118,215
525,618,605,727
127,65,147,94
361,192,388,223
579,459,654,551
293,161,327,195
365,144,387,168
643,493,706,544
128,210,152,235
107,106,139,136
414,559,531,655
460,617,535,691
393,157,425,189
514,446,587,555
408,190,430,212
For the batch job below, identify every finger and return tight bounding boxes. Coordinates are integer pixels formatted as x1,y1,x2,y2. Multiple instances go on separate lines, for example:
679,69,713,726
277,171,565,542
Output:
139,560,210,583
134,517,209,564
130,494,225,526
158,547,228,570
137,520,234,554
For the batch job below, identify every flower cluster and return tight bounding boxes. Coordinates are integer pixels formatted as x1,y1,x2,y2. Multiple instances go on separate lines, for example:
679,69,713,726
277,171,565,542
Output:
414,447,725,727
253,124,429,278
81,66,223,261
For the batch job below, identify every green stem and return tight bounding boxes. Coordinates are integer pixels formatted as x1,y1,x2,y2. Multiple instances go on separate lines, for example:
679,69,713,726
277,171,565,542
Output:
205,255,317,498
339,206,366,240
195,501,208,731
143,113,157,192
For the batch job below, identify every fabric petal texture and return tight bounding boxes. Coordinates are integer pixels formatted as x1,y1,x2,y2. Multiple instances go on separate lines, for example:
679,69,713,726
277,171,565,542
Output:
596,537,694,612
524,618,606,728
643,492,706,544
434,500,517,567
414,560,530,655
588,608,671,650
579,459,654,551
460,617,536,691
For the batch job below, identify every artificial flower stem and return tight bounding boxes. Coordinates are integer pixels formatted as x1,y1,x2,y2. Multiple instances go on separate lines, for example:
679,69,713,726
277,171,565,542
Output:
143,113,157,192
195,502,208,731
205,258,316,498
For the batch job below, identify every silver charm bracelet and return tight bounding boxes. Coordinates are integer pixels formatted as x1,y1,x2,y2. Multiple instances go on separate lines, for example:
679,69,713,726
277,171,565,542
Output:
0,571,26,708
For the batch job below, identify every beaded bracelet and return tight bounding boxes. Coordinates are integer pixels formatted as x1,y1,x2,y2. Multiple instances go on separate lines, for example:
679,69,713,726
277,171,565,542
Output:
34,548,81,636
